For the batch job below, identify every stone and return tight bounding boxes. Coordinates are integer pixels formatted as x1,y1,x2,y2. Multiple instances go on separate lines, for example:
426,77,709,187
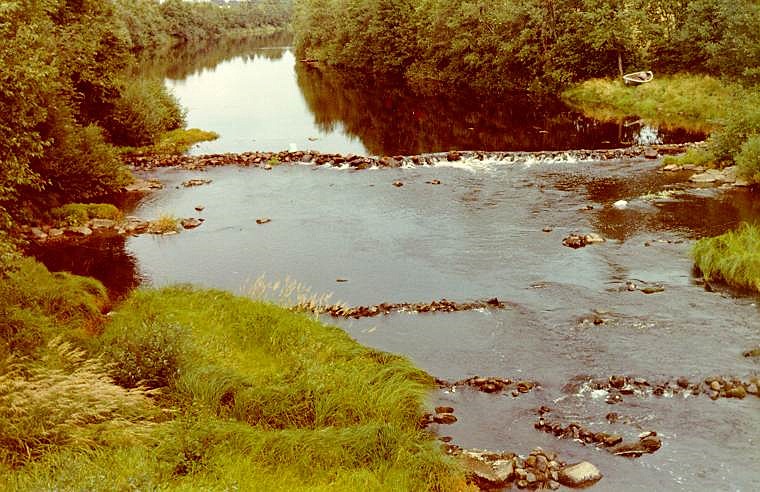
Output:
609,375,626,389
613,199,628,209
725,385,747,399
492,459,515,483
447,150,461,161
542,226,553,232
676,377,689,388
435,406,454,414
380,156,401,168
747,383,759,395
641,285,665,294
89,218,116,229
69,226,93,236
256,218,271,225
710,381,721,391
526,472,537,483
182,178,212,187
30,227,47,240
644,148,659,159
392,180,404,187
558,462,603,488
563,234,585,249
48,228,64,238
181,218,203,229
603,434,623,446
583,233,605,244
663,164,680,171
195,205,205,211
433,413,457,425
427,179,442,185
548,480,560,490
743,348,760,358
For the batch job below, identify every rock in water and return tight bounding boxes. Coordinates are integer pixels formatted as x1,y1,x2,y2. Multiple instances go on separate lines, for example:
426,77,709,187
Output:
181,218,203,229
558,462,603,488
613,199,628,209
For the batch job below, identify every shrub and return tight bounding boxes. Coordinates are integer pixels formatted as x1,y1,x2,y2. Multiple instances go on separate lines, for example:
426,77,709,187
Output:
107,79,185,147
735,134,760,183
50,203,122,227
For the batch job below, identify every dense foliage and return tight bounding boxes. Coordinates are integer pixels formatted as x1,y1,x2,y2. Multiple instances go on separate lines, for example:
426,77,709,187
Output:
0,0,291,228
294,0,760,93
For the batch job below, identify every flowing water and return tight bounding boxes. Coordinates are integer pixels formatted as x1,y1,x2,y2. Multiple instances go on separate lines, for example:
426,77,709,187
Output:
32,35,759,490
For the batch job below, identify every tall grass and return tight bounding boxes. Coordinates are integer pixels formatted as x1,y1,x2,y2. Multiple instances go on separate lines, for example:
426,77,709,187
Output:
693,223,760,292
1,274,467,490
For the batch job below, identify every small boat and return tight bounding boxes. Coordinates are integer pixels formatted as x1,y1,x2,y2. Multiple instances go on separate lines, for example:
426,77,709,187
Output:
623,70,654,85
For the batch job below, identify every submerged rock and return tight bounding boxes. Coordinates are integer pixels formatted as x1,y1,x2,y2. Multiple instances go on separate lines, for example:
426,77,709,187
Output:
182,178,212,187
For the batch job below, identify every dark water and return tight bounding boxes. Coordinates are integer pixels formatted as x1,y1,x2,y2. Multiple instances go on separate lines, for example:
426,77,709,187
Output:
33,36,759,491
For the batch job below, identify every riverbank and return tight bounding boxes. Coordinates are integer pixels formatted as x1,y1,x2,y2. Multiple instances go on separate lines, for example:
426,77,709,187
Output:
0,257,468,490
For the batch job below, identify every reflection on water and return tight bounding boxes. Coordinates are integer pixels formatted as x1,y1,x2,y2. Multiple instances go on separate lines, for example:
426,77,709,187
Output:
296,66,702,155
155,35,704,156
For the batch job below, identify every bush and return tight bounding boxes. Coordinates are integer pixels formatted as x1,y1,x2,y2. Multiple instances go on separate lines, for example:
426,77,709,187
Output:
736,134,760,183
107,79,185,147
50,203,122,227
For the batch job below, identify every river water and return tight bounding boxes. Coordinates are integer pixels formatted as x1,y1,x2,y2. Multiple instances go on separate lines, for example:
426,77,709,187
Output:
33,36,759,491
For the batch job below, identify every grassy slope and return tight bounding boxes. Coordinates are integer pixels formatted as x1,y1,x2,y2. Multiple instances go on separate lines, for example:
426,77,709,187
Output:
561,74,742,133
693,224,760,293
1,263,468,491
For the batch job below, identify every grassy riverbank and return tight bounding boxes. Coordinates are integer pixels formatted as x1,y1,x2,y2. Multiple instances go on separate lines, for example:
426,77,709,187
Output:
693,224,760,293
563,75,760,182
0,256,466,490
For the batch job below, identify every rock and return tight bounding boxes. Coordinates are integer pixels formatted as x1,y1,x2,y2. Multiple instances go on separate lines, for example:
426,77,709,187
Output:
613,199,629,209
380,156,401,168
125,178,163,192
542,226,553,233
435,406,454,414
548,479,561,490
641,285,665,294
433,413,457,425
710,381,721,391
603,434,623,447
743,348,760,358
526,472,537,483
182,178,212,187
447,150,461,161
492,459,515,483
609,375,626,389
89,218,116,229
195,205,205,212
181,218,203,229
256,218,271,225
663,164,680,171
562,234,585,249
48,228,64,238
725,385,747,399
584,233,605,244
558,462,603,488
747,383,759,395
392,180,404,187
611,436,661,457
644,148,659,159
30,227,47,240
69,226,93,236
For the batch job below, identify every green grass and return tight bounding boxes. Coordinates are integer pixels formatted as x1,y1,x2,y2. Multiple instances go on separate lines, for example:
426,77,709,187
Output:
148,214,180,234
120,128,219,156
49,203,122,227
693,223,760,292
662,146,718,168
561,74,739,133
1,263,468,490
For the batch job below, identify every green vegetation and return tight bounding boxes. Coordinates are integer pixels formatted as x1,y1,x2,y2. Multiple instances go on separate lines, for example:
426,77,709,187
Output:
120,128,220,156
50,203,122,228
294,0,760,94
148,214,180,234
0,257,467,490
693,224,760,293
1,0,292,230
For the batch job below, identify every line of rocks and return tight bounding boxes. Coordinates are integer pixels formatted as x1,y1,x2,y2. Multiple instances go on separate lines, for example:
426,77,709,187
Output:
569,374,760,403
123,143,697,172
317,297,506,319
21,215,204,242
436,376,539,397
534,416,662,458
454,447,602,490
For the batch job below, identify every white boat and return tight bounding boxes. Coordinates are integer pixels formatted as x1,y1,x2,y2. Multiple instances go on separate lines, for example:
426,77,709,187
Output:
623,70,654,85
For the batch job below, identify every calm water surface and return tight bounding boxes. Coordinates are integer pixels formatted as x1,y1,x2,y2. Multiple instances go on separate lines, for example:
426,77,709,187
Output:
33,36,759,491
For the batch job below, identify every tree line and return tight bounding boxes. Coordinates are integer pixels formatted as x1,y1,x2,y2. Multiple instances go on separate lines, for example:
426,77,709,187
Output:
293,0,760,93
0,0,291,230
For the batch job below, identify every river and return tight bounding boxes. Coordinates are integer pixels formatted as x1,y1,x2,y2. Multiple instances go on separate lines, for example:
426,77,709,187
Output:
32,35,760,491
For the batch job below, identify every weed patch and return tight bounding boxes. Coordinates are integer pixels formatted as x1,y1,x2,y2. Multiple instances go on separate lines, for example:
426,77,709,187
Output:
693,224,760,292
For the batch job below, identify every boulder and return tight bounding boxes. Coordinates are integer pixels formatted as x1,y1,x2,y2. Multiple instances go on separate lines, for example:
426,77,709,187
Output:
68,226,93,236
558,462,602,488
30,227,47,240
89,218,117,229
433,413,457,425
447,150,461,161
48,228,64,238
644,148,659,159
181,218,203,230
